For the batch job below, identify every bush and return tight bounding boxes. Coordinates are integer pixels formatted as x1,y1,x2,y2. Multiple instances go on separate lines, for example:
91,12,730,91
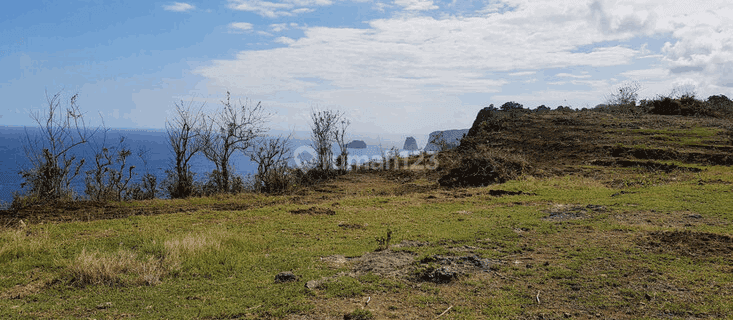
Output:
202,169,246,196
647,97,683,115
500,101,525,112
438,147,531,187
129,173,158,201
161,169,201,199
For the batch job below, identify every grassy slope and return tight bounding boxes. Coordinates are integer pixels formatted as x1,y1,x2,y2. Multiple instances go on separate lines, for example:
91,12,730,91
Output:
1,111,733,319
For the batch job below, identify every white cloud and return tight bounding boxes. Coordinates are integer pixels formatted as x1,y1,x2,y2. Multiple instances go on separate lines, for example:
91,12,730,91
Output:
270,23,289,32
163,2,195,12
509,71,536,76
195,0,733,134
228,0,329,18
556,73,591,79
229,22,254,33
394,0,438,11
620,68,669,80
274,37,296,45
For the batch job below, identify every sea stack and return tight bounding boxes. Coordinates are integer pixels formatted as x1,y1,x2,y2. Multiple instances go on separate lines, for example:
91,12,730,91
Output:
403,137,418,151
346,140,367,149
424,129,469,151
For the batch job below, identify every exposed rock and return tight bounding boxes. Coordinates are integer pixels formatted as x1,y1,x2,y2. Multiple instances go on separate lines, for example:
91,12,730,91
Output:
346,140,367,149
424,129,469,151
305,280,321,290
275,271,298,283
403,136,418,151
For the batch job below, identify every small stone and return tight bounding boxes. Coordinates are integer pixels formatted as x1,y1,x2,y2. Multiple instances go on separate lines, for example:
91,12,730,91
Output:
275,271,297,283
563,312,571,318
305,280,321,289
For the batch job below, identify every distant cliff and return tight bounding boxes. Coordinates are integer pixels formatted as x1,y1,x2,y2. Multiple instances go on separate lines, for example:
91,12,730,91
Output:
346,140,367,149
403,137,418,151
424,129,469,151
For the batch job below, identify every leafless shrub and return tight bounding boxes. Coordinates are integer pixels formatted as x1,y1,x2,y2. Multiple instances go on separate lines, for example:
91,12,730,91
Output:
605,81,641,107
200,92,269,194
165,99,206,199
249,134,293,193
84,135,136,202
128,146,157,200
334,118,350,172
309,109,344,172
669,84,697,99
15,90,100,209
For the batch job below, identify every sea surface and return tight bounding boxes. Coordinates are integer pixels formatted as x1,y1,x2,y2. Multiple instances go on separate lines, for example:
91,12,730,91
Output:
0,126,414,207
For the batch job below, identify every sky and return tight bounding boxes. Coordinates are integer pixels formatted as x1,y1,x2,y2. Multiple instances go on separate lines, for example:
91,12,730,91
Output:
1,0,732,142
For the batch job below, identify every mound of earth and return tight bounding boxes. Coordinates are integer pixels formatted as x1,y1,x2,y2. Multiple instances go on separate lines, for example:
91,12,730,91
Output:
457,109,733,176
309,242,501,289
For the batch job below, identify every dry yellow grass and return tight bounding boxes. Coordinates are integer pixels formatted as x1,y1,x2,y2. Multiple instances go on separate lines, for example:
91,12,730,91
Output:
69,248,163,287
163,228,225,271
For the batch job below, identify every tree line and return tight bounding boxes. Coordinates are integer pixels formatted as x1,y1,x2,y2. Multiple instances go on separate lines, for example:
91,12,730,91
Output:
10,90,351,209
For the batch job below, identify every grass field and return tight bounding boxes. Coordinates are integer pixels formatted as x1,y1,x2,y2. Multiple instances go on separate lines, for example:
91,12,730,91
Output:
2,110,733,319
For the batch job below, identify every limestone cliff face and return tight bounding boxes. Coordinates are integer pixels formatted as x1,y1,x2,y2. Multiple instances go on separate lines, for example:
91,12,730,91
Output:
424,129,469,151
403,137,418,151
346,140,367,149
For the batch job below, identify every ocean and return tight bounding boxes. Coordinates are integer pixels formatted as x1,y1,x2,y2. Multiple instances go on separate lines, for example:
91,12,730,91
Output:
0,126,416,207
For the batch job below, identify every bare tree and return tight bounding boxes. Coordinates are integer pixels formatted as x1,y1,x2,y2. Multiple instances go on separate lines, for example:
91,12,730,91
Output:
669,84,697,99
249,134,292,193
84,134,136,202
129,145,157,200
200,92,269,193
164,98,206,198
334,118,350,172
605,81,641,106
18,90,98,204
309,109,344,172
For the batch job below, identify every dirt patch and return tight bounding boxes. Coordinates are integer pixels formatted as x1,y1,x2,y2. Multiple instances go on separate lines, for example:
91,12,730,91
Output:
640,230,733,258
614,210,729,228
488,189,534,196
415,255,500,283
316,246,497,286
543,204,607,221
290,207,336,215
351,251,416,278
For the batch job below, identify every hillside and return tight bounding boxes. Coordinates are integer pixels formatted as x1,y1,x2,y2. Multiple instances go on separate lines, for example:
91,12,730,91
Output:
1,108,733,319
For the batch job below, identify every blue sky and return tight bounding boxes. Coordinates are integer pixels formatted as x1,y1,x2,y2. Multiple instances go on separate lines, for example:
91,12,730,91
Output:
1,0,732,142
